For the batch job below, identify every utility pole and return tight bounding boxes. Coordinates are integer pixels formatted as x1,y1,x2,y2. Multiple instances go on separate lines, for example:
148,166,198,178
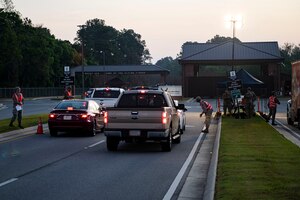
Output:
77,25,85,96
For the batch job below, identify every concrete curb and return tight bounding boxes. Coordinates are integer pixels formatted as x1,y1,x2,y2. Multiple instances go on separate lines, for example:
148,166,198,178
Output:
203,117,222,200
0,124,48,143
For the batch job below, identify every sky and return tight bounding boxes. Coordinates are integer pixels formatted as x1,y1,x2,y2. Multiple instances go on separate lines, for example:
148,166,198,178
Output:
11,0,300,63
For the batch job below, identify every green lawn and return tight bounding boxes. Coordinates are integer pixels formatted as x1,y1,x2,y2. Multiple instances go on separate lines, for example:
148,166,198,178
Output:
0,114,49,134
216,116,300,200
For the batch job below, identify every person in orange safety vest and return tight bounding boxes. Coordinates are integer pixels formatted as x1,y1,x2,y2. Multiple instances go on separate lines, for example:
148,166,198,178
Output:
9,87,25,129
196,96,213,133
63,87,73,100
267,91,280,125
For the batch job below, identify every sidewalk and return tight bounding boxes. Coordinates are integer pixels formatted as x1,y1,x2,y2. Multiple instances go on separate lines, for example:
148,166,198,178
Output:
177,117,221,200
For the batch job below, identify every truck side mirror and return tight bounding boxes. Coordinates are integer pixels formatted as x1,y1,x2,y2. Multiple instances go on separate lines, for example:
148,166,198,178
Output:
178,103,187,111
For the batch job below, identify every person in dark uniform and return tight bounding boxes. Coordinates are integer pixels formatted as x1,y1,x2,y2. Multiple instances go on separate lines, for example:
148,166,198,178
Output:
222,89,232,116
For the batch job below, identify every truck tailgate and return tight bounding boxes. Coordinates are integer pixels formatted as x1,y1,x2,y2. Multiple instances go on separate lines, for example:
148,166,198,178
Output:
106,108,167,129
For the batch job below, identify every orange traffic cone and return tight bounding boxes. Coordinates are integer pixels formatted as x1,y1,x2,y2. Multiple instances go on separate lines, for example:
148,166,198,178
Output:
37,117,44,134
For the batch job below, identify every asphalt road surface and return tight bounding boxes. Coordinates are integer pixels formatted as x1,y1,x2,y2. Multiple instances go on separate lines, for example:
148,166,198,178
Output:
0,98,60,120
0,97,298,200
0,101,206,200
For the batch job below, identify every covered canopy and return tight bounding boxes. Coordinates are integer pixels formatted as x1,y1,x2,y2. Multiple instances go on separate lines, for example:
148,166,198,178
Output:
218,68,265,88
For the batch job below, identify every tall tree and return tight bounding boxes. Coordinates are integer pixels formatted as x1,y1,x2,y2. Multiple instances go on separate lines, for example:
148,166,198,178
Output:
75,18,151,66
0,0,15,12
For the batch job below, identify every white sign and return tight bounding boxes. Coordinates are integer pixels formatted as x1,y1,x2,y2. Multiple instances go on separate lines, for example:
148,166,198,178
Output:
229,70,236,80
158,85,182,97
64,66,70,72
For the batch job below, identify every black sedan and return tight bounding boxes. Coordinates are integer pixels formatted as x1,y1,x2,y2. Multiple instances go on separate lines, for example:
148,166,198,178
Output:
48,99,105,136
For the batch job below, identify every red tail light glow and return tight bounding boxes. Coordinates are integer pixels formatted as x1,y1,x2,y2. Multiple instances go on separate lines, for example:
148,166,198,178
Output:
49,114,56,118
104,112,108,124
162,112,167,124
81,114,88,118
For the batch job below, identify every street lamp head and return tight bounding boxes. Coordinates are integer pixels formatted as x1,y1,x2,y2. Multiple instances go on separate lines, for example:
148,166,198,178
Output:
225,15,243,30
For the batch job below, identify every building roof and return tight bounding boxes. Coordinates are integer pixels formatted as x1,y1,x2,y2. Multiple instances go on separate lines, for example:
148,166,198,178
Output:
179,41,284,64
71,65,170,75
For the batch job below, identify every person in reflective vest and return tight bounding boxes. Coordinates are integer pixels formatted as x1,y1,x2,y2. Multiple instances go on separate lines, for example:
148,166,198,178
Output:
196,96,213,133
64,87,73,100
9,87,24,129
267,91,280,125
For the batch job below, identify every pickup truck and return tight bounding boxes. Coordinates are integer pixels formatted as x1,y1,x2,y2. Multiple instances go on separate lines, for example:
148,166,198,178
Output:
104,89,182,152
85,87,124,108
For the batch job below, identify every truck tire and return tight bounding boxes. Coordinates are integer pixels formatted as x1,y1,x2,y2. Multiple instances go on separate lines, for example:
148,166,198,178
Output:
161,130,172,152
107,137,119,151
173,125,181,144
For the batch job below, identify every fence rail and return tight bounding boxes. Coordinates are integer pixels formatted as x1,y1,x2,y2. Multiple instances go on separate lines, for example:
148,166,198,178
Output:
0,88,84,98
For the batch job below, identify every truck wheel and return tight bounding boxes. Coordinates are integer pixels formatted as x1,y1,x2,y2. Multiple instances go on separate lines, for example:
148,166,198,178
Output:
107,137,119,151
49,129,57,137
173,125,181,144
161,131,172,152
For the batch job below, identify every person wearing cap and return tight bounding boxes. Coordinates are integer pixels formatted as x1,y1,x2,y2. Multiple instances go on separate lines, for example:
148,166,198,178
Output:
196,96,213,133
9,87,24,129
267,91,280,125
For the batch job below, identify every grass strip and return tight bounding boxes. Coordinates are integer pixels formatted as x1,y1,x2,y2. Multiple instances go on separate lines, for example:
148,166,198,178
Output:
0,114,49,134
215,116,300,200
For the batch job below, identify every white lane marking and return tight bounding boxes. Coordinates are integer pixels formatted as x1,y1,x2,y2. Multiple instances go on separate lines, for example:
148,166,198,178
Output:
0,178,18,187
163,132,205,200
88,140,105,148
185,125,195,128
276,120,300,139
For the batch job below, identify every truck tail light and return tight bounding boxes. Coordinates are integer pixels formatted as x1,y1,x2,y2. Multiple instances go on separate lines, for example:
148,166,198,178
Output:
162,112,167,124
104,112,108,124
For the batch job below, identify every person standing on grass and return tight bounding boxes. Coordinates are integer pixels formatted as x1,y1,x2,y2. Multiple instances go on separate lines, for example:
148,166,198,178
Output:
196,96,213,133
9,87,24,129
267,91,280,125
222,89,232,116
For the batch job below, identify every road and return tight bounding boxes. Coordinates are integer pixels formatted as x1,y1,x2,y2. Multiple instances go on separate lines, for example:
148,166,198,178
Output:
0,98,60,120
0,100,206,200
0,97,299,200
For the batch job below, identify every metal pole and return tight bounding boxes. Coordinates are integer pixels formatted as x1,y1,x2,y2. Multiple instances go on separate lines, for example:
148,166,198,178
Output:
231,20,236,71
81,42,84,95
77,25,85,97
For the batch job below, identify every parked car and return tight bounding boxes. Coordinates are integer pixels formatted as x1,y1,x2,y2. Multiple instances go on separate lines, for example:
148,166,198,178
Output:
48,99,105,137
174,100,187,134
85,87,125,108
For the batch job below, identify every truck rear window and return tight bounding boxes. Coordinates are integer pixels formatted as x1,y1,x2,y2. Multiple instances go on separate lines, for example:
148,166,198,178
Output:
93,90,120,98
118,94,167,108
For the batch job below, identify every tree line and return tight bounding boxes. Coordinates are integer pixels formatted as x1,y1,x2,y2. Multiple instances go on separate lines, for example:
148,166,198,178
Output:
0,3,151,88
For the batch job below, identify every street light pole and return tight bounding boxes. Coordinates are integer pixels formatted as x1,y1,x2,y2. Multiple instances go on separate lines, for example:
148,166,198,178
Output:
100,51,106,86
231,19,236,71
77,25,85,96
